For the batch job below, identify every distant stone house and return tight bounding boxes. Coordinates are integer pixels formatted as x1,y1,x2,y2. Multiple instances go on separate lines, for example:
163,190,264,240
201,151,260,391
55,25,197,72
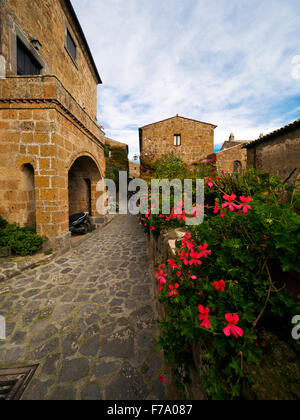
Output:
139,115,217,170
215,133,251,174
0,0,106,250
105,137,129,177
129,161,140,179
244,119,300,185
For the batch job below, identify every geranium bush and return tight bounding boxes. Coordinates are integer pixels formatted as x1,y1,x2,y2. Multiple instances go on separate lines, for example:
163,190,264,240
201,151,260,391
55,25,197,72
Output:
139,159,300,399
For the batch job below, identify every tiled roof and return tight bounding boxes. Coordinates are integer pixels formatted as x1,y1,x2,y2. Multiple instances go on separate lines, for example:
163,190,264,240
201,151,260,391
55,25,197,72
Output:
139,115,217,129
220,140,251,151
244,118,300,149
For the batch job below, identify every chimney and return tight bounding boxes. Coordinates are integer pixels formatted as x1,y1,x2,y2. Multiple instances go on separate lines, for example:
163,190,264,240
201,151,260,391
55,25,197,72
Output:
229,133,235,141
259,133,264,138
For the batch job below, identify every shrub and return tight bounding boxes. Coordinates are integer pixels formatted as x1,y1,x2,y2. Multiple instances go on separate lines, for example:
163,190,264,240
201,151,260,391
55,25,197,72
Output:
0,216,7,229
154,152,188,180
0,220,45,256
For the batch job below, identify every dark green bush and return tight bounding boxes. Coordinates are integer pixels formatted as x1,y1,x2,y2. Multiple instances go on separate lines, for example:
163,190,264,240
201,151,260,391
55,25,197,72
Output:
0,219,45,256
154,152,189,180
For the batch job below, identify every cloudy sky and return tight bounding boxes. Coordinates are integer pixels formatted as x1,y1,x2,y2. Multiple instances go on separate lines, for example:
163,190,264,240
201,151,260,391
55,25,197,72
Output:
72,0,300,159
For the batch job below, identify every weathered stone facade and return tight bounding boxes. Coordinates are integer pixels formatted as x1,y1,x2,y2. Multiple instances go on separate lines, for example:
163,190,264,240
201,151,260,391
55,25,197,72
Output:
215,133,250,173
0,0,105,250
0,0,100,119
245,120,300,185
139,115,216,169
129,161,140,179
216,144,248,173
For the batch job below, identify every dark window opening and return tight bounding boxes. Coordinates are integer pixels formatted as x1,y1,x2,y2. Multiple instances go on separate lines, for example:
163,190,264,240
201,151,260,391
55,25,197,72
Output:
85,179,92,216
174,134,181,146
66,29,77,62
17,38,42,76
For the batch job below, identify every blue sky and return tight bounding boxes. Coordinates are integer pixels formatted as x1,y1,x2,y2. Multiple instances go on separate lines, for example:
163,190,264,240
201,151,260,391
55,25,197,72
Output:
72,0,300,159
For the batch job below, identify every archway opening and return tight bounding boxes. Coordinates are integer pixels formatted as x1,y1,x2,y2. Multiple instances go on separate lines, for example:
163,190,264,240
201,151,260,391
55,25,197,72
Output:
19,163,36,227
233,161,242,175
68,156,101,217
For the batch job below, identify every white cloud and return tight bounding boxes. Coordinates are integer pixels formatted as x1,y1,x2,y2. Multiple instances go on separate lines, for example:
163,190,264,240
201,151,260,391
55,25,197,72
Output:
72,0,300,157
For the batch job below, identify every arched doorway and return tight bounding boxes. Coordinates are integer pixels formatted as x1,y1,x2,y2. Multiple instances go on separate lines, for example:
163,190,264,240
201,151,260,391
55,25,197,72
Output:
68,156,102,217
19,163,36,227
233,161,242,176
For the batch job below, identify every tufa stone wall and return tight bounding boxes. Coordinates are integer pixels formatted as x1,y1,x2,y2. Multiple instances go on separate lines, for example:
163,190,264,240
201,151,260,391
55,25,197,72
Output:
0,76,105,250
129,161,140,179
139,115,216,169
246,129,300,185
215,143,248,173
0,0,99,120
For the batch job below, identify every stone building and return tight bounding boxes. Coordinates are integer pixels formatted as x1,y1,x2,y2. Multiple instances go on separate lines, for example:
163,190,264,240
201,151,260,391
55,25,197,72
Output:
105,137,129,173
129,161,140,180
0,0,106,250
244,119,300,185
139,115,217,170
215,133,251,174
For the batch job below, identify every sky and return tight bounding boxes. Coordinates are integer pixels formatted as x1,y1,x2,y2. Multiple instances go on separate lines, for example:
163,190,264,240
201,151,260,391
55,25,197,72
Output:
72,0,300,159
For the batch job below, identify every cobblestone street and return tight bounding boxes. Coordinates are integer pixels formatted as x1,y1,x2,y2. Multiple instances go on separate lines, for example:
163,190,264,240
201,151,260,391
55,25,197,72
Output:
0,215,166,400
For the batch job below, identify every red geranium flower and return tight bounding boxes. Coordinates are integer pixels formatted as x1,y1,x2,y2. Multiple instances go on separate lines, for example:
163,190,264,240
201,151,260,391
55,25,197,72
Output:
198,305,210,329
222,194,239,212
167,259,178,269
223,314,243,338
159,375,166,384
204,177,214,188
237,196,253,214
199,243,211,258
213,280,225,292
189,250,202,267
169,283,179,297
178,250,190,265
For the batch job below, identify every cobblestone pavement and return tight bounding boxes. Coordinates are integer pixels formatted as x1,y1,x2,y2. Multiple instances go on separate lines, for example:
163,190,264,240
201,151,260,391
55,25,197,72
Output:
0,215,167,400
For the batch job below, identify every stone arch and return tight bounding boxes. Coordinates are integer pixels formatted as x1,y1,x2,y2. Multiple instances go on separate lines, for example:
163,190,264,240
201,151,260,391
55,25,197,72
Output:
16,156,37,172
68,154,103,218
67,151,104,179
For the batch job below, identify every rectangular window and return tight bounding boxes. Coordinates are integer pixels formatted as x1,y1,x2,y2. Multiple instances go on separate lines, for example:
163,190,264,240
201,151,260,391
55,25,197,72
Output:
174,134,181,146
17,38,42,76
66,29,77,62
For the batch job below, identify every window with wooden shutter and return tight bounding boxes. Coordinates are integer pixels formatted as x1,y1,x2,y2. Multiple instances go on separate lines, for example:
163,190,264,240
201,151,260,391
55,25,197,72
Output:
66,29,77,62
17,38,42,76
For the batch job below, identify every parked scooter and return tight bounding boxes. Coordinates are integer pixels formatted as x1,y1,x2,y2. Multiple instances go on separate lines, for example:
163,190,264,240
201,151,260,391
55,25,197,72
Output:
69,212,91,235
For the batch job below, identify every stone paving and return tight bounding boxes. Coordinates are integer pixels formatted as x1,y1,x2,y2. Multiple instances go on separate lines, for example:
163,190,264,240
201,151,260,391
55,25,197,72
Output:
0,215,167,400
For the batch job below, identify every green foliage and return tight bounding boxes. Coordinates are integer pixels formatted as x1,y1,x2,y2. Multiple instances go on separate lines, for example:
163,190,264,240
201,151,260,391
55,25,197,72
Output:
154,152,188,180
44,248,53,256
105,145,129,190
0,219,45,256
0,216,8,229
106,161,120,187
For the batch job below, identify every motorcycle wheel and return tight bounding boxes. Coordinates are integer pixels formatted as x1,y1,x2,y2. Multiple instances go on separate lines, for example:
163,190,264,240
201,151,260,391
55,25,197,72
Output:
71,224,88,235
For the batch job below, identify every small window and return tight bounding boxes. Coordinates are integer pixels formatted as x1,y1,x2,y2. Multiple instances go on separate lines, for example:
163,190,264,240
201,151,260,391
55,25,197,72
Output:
17,38,42,76
174,134,181,146
66,29,77,62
